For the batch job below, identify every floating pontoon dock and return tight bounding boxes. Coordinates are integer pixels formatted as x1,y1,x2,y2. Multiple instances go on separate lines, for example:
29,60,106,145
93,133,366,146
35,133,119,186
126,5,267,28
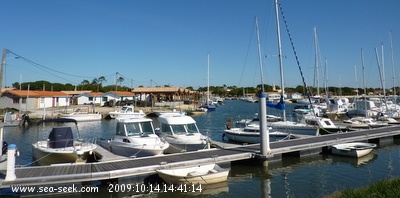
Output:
1,125,400,188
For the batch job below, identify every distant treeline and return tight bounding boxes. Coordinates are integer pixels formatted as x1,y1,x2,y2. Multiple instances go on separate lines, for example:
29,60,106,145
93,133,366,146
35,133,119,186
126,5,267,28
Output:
10,80,395,97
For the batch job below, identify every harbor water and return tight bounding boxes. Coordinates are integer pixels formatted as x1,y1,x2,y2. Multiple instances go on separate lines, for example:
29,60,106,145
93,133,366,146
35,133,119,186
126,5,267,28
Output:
2,100,400,197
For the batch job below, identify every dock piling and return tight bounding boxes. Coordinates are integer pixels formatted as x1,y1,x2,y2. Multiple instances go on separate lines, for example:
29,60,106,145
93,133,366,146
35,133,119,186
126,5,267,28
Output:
5,144,17,181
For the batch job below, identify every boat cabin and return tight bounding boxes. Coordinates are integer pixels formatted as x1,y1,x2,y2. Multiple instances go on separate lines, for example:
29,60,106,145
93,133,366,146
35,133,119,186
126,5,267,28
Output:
157,113,200,135
115,118,155,137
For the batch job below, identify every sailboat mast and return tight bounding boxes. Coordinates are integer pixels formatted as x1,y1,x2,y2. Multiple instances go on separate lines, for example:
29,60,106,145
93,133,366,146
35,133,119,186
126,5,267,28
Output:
207,52,210,105
354,64,358,97
389,31,396,95
381,43,386,97
274,0,286,120
361,49,366,96
255,16,265,92
314,26,320,96
361,48,367,118
324,58,329,96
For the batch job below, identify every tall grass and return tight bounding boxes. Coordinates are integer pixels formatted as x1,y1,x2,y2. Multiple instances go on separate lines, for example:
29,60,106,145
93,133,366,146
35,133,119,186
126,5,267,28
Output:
328,178,400,198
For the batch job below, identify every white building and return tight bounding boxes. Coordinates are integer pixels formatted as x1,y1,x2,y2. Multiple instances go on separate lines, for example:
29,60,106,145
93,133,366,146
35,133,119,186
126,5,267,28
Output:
0,89,70,112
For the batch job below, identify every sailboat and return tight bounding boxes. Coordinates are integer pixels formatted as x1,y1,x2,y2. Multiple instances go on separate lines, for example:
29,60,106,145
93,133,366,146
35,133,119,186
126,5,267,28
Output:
202,53,216,111
266,2,346,136
294,26,328,112
223,16,295,143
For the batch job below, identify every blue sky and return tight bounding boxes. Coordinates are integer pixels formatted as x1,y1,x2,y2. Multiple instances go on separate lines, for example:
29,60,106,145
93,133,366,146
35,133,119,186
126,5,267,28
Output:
1,0,399,90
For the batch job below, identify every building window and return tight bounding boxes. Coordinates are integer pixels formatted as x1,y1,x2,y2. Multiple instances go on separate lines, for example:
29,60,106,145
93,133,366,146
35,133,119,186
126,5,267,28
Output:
13,98,20,104
89,97,93,101
102,97,108,102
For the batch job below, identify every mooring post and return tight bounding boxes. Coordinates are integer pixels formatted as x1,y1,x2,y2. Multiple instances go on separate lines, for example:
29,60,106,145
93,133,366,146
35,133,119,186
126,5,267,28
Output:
259,93,271,156
5,144,17,181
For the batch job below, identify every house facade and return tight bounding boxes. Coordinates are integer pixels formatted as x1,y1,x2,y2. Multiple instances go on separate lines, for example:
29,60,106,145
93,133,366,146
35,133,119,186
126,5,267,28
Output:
75,92,103,106
101,91,136,106
0,89,70,112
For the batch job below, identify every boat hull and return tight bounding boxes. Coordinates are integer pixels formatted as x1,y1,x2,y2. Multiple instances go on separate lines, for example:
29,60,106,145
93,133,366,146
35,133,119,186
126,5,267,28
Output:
32,141,97,166
331,142,376,158
157,164,229,185
165,142,208,154
32,148,93,166
223,129,291,143
61,114,102,122
107,141,168,158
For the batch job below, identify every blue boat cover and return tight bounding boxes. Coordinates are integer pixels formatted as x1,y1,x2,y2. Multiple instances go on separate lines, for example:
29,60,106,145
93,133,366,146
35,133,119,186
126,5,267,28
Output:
48,127,74,148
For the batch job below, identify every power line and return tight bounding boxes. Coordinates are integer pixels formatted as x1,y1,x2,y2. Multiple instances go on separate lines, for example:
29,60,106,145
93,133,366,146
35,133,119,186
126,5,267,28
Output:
7,49,100,82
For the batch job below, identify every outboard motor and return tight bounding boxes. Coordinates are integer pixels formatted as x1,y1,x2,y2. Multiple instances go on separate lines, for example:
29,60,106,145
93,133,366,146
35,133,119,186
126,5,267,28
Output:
2,141,8,155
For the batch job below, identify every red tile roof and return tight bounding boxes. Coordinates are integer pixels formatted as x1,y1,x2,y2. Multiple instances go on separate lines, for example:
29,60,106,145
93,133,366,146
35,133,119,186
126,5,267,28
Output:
3,90,70,98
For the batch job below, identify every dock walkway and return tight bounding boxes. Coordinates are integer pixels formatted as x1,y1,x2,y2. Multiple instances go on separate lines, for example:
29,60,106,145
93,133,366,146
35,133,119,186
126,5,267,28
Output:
1,125,400,188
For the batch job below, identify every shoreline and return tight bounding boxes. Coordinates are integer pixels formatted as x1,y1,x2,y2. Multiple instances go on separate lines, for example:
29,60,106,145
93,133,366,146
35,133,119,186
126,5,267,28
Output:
1,104,202,123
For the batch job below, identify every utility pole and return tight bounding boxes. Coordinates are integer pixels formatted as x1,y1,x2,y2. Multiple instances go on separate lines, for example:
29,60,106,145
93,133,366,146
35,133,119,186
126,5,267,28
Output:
115,72,119,91
0,48,7,92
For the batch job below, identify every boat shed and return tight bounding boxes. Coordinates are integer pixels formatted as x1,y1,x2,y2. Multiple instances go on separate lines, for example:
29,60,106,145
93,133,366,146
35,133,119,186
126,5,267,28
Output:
131,87,198,103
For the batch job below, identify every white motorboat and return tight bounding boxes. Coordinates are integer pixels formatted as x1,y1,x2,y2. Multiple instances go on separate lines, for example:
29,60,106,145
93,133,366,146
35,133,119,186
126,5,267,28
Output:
100,116,169,158
331,142,377,158
3,112,20,127
156,111,210,153
223,124,294,144
235,113,282,128
60,112,102,121
108,105,146,119
302,115,353,134
32,118,98,166
343,117,388,129
156,163,230,185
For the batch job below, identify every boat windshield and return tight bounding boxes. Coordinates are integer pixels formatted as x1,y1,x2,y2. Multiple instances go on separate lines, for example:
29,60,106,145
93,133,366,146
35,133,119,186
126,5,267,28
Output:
170,125,187,135
121,106,132,113
125,122,154,136
186,123,199,134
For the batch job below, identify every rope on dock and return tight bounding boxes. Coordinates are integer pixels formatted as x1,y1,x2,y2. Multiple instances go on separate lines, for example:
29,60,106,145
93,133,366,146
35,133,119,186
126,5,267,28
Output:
20,151,53,167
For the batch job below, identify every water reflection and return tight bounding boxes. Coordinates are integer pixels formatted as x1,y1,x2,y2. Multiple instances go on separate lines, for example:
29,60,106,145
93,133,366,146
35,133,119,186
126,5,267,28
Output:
329,152,377,167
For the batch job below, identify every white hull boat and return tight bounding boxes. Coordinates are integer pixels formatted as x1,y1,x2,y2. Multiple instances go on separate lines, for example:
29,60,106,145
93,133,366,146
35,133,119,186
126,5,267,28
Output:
331,142,377,158
343,117,388,129
156,112,209,153
100,117,169,158
61,112,102,121
223,124,293,144
157,163,230,185
108,105,145,119
3,112,20,127
32,118,98,166
268,121,319,136
32,142,96,165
